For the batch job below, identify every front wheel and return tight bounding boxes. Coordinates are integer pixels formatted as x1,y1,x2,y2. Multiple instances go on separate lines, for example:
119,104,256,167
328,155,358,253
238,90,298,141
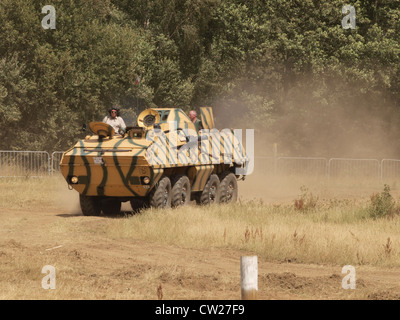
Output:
130,198,149,213
149,176,172,208
79,195,101,216
101,199,121,215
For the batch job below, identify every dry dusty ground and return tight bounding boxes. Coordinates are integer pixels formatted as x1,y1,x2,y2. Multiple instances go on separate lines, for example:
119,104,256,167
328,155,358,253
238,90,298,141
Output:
1,201,400,301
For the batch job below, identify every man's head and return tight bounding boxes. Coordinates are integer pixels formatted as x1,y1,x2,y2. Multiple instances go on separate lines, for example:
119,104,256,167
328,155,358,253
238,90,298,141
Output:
109,107,120,118
189,110,197,122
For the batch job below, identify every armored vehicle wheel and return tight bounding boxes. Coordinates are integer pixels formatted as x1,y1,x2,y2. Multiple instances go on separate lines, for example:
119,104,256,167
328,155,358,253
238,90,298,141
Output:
219,172,238,203
171,175,191,207
130,198,149,213
149,176,172,208
196,174,220,205
101,199,121,215
79,195,101,216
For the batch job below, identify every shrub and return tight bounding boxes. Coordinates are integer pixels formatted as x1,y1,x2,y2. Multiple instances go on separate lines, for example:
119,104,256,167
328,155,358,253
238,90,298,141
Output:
294,185,318,211
368,184,398,219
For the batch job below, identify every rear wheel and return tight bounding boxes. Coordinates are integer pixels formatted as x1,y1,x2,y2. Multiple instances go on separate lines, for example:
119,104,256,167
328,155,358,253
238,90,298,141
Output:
79,195,101,216
196,174,220,205
149,176,172,208
219,172,238,203
171,175,191,207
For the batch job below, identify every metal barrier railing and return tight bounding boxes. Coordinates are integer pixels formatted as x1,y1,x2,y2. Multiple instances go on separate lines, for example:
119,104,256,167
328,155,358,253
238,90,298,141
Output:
254,157,398,181
277,157,328,177
2,150,400,181
254,157,275,175
328,158,380,179
381,159,400,180
51,151,64,173
0,151,51,177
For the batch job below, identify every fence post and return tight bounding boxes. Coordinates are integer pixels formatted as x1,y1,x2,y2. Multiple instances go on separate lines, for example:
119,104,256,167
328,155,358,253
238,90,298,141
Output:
241,256,258,300
273,143,278,175
47,151,51,176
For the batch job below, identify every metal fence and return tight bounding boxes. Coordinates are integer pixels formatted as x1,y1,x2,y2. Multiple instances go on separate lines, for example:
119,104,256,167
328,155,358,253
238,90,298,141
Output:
0,151,51,177
254,156,275,176
328,158,380,179
2,150,400,181
381,159,400,180
0,150,66,177
51,151,64,173
256,156,400,181
277,157,328,177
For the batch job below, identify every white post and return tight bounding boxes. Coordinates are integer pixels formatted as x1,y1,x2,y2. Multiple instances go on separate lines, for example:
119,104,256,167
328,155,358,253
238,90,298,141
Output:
241,256,258,300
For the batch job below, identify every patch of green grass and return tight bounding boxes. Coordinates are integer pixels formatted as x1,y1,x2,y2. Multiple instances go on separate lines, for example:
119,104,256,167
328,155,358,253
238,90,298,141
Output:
367,184,400,219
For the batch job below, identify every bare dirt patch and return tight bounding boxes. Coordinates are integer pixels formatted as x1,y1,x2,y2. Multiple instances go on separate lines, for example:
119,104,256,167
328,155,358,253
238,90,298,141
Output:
1,206,400,300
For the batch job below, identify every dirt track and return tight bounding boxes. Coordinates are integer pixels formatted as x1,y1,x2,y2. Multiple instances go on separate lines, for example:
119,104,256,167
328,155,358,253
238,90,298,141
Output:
1,204,400,300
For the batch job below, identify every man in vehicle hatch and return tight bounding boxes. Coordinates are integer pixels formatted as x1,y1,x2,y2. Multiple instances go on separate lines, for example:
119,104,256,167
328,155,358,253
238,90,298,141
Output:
189,110,203,133
103,106,126,135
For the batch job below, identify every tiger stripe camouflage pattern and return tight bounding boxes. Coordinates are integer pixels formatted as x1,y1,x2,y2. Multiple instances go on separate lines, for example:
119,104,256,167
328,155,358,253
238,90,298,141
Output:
59,107,250,215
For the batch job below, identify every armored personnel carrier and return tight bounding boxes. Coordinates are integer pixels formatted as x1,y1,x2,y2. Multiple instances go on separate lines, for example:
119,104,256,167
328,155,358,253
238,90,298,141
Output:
59,107,249,215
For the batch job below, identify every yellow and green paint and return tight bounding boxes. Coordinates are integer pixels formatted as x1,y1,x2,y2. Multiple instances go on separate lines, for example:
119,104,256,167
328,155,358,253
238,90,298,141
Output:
60,108,248,198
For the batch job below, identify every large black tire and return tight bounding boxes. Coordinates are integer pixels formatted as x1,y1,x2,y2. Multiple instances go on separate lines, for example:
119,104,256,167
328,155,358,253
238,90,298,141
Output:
219,172,238,203
196,174,220,205
171,175,191,207
149,176,172,208
130,198,149,213
101,199,121,215
79,195,101,216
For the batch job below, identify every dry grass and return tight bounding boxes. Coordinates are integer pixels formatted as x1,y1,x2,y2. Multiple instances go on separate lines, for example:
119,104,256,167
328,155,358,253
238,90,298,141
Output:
1,175,400,269
105,199,400,268
0,175,80,211
2,175,400,299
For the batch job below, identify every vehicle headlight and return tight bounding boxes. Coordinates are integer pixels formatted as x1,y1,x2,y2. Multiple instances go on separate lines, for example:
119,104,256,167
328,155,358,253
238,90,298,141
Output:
142,176,150,185
70,176,79,184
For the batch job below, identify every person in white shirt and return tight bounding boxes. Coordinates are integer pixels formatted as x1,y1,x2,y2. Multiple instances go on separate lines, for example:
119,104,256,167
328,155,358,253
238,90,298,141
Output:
103,106,126,135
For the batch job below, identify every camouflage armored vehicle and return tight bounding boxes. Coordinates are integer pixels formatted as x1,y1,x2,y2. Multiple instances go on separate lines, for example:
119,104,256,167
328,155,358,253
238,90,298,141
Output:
59,107,249,215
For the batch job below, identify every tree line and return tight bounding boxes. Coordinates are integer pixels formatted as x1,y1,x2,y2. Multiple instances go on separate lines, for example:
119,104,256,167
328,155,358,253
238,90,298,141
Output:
0,0,399,158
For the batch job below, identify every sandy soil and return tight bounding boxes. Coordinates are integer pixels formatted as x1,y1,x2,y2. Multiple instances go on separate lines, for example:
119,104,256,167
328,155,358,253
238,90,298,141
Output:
1,203,400,301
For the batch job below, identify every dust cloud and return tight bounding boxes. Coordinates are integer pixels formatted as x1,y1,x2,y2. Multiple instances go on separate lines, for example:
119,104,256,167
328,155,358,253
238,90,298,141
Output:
211,76,400,202
53,77,399,210
52,178,81,214
212,75,400,160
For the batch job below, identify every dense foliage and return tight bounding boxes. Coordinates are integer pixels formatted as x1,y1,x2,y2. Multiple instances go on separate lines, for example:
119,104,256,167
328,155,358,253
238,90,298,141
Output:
0,0,399,157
